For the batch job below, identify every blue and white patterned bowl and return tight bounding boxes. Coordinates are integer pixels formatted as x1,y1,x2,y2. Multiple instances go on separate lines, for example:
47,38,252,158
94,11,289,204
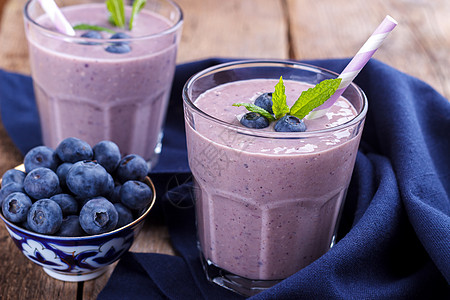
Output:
0,167,156,282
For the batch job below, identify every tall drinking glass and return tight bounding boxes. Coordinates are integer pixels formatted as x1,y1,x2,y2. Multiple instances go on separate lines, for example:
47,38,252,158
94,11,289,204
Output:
183,60,367,296
24,0,183,168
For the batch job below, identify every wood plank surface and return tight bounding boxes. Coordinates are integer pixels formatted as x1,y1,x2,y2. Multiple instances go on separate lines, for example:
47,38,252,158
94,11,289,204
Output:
0,0,449,299
287,0,450,100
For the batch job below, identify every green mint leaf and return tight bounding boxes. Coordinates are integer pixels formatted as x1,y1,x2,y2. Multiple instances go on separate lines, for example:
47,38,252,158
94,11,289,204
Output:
271,76,290,119
73,24,116,34
289,78,342,120
129,0,147,30
232,103,275,121
108,15,115,27
106,0,125,28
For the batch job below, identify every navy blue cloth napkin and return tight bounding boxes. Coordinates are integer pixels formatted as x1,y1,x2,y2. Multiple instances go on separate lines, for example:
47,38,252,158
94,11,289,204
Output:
0,58,449,299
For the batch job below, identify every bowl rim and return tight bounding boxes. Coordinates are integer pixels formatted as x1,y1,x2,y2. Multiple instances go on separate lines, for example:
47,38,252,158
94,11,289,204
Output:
0,164,156,241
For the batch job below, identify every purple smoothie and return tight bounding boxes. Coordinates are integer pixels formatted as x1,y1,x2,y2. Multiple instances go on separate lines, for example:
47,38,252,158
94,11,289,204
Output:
24,1,183,163
185,78,364,282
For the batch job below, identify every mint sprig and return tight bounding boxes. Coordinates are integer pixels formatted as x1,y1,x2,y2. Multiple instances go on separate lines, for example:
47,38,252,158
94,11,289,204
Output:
272,76,290,119
289,78,342,120
130,0,147,30
106,0,126,28
75,0,147,33
232,103,275,121
73,24,115,34
233,76,342,123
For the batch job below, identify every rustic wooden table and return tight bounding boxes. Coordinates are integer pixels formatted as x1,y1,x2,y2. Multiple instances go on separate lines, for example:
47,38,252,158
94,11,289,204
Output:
0,0,448,299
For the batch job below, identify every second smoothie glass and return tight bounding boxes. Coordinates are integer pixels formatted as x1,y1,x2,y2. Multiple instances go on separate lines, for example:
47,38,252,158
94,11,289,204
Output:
24,0,183,168
183,60,368,296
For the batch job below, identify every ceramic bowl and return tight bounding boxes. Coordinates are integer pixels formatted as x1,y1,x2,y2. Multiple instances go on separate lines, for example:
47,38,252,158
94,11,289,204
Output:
0,165,156,282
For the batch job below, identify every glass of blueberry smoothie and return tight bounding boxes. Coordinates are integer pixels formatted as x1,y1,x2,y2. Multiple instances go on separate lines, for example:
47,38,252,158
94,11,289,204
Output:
23,0,183,168
183,60,368,296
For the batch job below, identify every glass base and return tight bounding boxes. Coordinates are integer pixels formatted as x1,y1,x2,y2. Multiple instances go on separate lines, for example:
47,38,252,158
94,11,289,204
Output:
200,254,282,297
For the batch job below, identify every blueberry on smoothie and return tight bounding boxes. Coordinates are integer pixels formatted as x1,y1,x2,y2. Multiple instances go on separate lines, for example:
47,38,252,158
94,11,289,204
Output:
24,146,59,172
81,30,103,45
1,169,26,186
27,199,63,235
240,112,270,129
274,115,306,132
55,137,93,163
120,180,152,210
115,154,148,183
24,167,60,200
93,140,121,173
105,32,131,54
105,43,131,54
254,92,274,114
110,32,131,40
2,192,32,223
50,194,78,216
113,203,134,229
0,182,24,207
79,197,118,235
66,160,110,198
57,215,84,237
81,30,103,39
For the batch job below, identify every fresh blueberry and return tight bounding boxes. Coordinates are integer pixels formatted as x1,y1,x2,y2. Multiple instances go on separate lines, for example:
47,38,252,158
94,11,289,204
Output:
55,137,93,163
27,199,63,235
2,169,26,186
113,203,134,229
57,215,84,237
79,197,118,235
2,192,32,223
0,182,24,207
93,140,121,173
56,162,73,189
240,112,270,129
120,180,152,210
274,115,307,132
66,160,110,198
23,167,60,199
24,146,59,172
115,154,148,184
254,92,274,114
50,194,78,216
76,196,91,210
110,185,122,203
21,220,32,231
80,30,103,45
102,173,115,199
105,32,131,54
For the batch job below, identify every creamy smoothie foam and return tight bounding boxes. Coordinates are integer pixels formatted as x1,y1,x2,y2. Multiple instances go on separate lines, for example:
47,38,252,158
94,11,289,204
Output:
26,2,181,162
186,78,363,281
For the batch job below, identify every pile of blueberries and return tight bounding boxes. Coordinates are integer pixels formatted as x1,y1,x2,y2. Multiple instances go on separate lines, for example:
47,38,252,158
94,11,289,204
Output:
0,137,152,236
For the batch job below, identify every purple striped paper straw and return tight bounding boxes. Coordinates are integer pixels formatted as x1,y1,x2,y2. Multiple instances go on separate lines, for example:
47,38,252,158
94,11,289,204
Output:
38,0,76,36
308,15,397,119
